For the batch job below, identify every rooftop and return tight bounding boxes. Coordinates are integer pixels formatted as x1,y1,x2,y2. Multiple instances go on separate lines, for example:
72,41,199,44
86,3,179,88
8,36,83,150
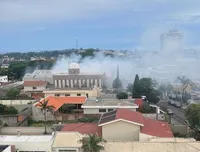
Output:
82,98,139,108
98,109,173,138
61,123,102,136
24,80,48,86
24,70,52,78
35,96,87,111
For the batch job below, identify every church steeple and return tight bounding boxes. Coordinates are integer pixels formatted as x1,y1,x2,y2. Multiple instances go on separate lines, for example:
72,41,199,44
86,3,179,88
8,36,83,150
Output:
112,65,122,94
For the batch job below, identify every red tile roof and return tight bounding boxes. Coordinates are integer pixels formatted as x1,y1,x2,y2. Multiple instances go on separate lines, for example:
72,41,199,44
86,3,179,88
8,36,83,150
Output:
115,109,144,125
141,118,173,137
99,108,173,138
61,123,102,136
24,81,48,86
35,96,86,111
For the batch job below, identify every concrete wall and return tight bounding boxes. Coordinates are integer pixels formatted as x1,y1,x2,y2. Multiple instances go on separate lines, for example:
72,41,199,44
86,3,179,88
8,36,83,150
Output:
143,114,165,121
24,85,46,92
102,120,140,141
171,124,187,136
0,116,18,126
83,108,136,114
0,100,35,105
139,133,154,141
0,76,8,83
1,127,53,135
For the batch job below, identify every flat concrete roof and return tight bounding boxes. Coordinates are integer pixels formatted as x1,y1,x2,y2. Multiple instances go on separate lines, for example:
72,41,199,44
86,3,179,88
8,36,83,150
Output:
82,98,138,108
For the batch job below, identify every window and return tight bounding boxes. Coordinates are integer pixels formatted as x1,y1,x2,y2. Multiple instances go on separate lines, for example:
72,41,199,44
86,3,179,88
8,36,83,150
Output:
55,94,60,97
99,109,106,112
65,94,70,96
33,86,37,89
86,93,88,98
77,93,81,96
108,109,113,112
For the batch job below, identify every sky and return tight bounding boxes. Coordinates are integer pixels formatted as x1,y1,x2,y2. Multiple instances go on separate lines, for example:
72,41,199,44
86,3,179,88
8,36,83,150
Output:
1,0,200,52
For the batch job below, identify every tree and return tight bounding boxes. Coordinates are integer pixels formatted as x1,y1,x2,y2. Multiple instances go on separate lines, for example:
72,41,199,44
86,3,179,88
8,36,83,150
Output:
37,100,55,134
140,102,152,113
117,92,128,99
147,90,160,104
177,76,193,103
139,78,155,96
6,88,20,99
132,74,140,98
79,134,106,152
0,104,18,115
59,104,76,114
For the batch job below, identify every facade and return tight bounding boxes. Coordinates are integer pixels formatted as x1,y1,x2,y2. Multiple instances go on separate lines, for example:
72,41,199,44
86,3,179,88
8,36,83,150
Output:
81,98,138,114
23,81,48,92
53,63,105,89
98,109,173,141
23,70,53,84
43,87,100,98
160,29,183,51
0,76,8,83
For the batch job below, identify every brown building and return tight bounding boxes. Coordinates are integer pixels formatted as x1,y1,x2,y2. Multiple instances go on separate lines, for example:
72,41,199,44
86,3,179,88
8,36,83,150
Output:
53,63,105,89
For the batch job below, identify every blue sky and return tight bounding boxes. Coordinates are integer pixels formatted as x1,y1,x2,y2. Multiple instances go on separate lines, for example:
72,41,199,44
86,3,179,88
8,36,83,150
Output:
1,0,200,52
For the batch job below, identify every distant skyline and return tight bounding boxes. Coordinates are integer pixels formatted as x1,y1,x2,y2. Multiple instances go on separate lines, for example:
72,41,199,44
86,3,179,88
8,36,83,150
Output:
1,0,200,52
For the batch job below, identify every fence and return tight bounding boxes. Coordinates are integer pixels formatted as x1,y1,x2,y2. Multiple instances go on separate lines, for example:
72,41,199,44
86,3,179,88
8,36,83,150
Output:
0,100,36,105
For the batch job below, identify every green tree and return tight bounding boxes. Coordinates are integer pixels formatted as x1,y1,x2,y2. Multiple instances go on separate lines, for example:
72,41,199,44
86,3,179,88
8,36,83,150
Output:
0,104,18,115
140,102,152,113
147,90,160,104
6,88,20,99
132,74,140,98
79,134,106,152
59,104,76,114
37,100,55,134
117,92,128,99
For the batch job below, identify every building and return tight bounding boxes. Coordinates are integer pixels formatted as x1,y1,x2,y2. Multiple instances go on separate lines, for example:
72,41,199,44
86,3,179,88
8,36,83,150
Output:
43,87,100,98
81,98,139,114
0,135,53,152
23,81,48,92
98,109,173,141
23,70,53,84
0,76,8,83
1,64,9,69
53,62,105,89
33,96,87,121
160,29,183,51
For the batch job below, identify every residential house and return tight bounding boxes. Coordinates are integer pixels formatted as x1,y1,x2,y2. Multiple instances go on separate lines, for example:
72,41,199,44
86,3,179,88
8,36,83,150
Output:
98,109,173,141
1,64,9,69
33,96,87,121
23,81,48,92
0,76,8,83
81,98,139,114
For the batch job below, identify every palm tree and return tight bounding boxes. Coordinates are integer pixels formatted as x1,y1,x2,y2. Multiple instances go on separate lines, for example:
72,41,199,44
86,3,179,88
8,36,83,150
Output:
79,134,106,152
37,99,55,134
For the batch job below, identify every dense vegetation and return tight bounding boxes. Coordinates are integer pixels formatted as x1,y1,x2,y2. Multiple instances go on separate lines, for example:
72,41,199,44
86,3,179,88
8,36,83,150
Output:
0,104,18,115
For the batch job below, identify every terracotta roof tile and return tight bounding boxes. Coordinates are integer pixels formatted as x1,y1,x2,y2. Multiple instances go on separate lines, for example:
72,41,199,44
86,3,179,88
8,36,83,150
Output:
141,118,173,137
24,81,48,86
35,96,86,111
61,123,102,136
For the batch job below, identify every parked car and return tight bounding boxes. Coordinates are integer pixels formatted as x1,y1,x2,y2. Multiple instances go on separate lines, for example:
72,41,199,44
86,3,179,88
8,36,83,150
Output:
167,109,173,115
174,102,181,108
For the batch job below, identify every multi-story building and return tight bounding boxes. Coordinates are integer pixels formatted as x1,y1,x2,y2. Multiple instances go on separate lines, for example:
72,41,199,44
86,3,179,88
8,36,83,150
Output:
53,63,105,89
160,29,183,51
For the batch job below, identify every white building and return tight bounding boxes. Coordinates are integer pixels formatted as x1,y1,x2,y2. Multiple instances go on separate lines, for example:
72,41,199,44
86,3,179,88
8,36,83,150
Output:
1,64,9,69
81,98,138,114
0,76,8,83
160,29,183,51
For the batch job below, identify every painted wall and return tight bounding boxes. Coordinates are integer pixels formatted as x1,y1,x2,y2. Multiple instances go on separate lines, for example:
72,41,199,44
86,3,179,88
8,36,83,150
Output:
24,85,46,92
0,100,35,105
0,76,8,83
102,120,140,141
83,108,136,114
139,133,154,141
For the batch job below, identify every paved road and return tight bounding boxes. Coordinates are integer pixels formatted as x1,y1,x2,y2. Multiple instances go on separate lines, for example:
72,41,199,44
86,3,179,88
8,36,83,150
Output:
157,101,186,124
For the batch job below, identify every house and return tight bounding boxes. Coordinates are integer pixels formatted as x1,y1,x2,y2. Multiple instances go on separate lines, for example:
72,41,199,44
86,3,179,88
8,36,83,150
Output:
1,64,9,69
81,98,139,114
0,76,8,83
43,87,100,98
33,96,87,121
98,109,173,141
23,80,48,92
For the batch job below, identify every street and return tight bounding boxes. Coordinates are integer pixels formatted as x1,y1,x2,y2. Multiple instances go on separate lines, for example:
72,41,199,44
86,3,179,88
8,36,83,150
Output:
157,101,186,124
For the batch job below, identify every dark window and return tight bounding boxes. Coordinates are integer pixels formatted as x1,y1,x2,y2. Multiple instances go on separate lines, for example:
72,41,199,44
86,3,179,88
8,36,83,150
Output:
33,86,37,89
108,109,113,112
99,109,106,112
77,93,81,96
55,94,60,97
86,93,88,98
65,94,70,96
